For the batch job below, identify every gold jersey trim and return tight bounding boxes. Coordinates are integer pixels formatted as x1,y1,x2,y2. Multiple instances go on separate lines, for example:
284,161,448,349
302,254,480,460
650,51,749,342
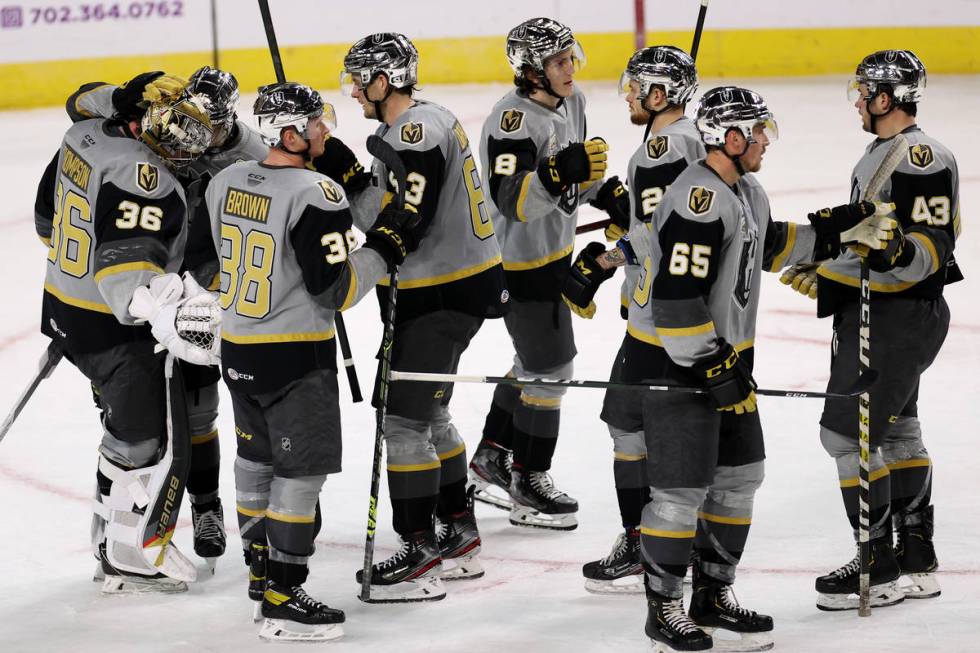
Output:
387,459,441,473
93,261,163,284
817,265,917,293
221,328,336,345
640,527,696,539
656,321,716,338
378,253,502,288
768,221,797,272
502,244,573,272
44,281,113,314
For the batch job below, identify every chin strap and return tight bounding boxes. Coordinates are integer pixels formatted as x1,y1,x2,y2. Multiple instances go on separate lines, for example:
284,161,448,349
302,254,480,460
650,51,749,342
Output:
365,83,395,124
722,128,751,177
866,95,895,134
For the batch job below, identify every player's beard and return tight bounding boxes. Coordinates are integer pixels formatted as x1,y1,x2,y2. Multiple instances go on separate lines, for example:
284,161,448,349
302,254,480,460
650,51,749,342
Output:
630,106,650,125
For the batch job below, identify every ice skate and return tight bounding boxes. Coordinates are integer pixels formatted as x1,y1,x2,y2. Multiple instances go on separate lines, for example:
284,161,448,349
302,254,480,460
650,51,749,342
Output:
689,572,773,652
582,528,643,594
245,541,268,621
97,544,187,595
437,487,484,580
815,540,905,611
508,470,578,531
356,530,446,603
191,498,226,573
896,506,941,599
258,580,344,642
646,588,712,652
468,439,515,511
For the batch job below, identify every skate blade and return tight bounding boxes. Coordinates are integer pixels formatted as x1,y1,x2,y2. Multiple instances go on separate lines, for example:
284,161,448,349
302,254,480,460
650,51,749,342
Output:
815,581,905,611
441,553,485,581
252,601,263,623
101,574,188,595
469,474,514,512
258,618,344,642
360,575,447,603
509,505,577,531
702,628,774,652
93,563,105,583
584,574,644,595
649,640,712,653
204,557,217,576
899,572,941,599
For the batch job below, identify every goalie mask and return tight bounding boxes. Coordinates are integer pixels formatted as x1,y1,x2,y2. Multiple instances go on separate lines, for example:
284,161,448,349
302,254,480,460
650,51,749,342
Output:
253,82,336,149
848,49,926,105
506,17,585,96
189,66,240,147
140,92,213,167
619,45,698,107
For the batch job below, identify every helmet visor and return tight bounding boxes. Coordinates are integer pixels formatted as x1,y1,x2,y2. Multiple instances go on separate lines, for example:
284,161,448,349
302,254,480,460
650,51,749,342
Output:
339,70,356,97
543,41,587,75
752,117,779,143
618,71,632,97
322,102,338,133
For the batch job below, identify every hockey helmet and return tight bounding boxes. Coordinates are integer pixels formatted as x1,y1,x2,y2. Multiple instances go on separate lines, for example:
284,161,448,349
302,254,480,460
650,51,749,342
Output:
506,17,585,79
140,91,213,166
341,33,419,95
619,46,698,106
848,50,926,104
253,82,336,149
695,86,778,148
189,66,240,137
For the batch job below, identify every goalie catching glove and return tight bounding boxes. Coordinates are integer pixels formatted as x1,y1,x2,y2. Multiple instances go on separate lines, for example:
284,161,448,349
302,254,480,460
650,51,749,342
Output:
537,137,608,195
692,340,757,415
562,242,616,319
128,273,221,366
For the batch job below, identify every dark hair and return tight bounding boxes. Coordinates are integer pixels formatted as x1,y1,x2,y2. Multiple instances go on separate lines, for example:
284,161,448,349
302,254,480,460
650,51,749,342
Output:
896,101,918,117
392,85,416,98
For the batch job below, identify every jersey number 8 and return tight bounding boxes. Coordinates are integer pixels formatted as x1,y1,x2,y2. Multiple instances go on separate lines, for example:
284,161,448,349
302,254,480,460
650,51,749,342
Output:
220,224,275,319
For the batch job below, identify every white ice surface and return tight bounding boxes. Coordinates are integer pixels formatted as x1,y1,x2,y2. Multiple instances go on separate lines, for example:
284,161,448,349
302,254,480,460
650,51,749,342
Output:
0,77,978,653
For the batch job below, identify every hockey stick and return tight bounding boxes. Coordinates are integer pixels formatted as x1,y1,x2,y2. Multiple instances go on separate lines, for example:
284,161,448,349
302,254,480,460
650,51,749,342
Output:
0,341,63,445
256,0,363,403
389,369,878,401
359,134,408,602
577,0,709,236
855,133,908,616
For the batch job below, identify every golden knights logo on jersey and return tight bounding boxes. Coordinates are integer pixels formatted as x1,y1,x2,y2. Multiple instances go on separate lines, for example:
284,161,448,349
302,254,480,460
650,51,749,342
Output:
688,186,715,215
500,109,525,134
318,180,343,204
646,135,670,160
400,122,424,145
137,163,159,193
908,143,934,169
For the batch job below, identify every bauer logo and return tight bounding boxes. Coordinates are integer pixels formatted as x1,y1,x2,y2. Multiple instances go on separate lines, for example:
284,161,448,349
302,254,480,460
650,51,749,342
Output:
908,144,934,169
318,180,343,204
400,122,424,145
688,186,715,215
500,109,525,134
136,163,159,193
647,135,670,160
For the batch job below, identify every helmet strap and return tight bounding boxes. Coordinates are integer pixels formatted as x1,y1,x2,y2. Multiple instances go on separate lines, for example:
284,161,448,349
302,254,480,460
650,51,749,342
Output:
640,91,667,142
364,75,395,123
866,91,894,135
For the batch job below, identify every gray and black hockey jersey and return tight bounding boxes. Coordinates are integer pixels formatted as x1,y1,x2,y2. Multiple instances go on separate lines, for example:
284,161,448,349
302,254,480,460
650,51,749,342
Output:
817,126,960,317
480,87,597,301
629,162,816,374
205,161,386,394
356,100,506,322
35,119,187,353
621,116,705,310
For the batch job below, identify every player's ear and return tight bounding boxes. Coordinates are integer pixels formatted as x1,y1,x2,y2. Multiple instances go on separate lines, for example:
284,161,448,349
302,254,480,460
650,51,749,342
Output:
724,127,744,151
128,120,141,137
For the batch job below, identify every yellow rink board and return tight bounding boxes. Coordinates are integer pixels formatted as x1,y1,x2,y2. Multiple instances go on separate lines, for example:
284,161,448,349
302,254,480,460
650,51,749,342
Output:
2,26,978,109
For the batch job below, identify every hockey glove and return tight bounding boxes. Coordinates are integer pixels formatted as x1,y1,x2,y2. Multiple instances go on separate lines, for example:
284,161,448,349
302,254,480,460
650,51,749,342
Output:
364,203,422,270
842,202,898,256
561,242,616,319
311,134,372,195
808,200,875,259
537,137,608,196
589,176,631,241
112,71,188,121
778,262,820,300
129,274,221,366
692,340,757,415
866,223,915,272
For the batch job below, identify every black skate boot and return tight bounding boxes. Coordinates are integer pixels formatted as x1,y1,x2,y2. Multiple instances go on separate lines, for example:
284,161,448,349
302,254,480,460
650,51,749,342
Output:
645,586,712,652
509,469,578,531
582,528,643,594
259,580,345,642
468,439,514,511
97,542,188,595
191,498,226,571
815,538,905,611
437,487,483,581
895,505,940,598
689,570,773,652
244,541,268,621
356,530,446,603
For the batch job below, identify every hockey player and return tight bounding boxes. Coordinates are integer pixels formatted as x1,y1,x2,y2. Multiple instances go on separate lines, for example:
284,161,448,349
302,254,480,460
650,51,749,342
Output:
566,46,704,593
804,50,958,610
35,88,217,593
467,17,615,531
340,32,508,600
202,81,424,640
599,86,894,652
63,67,269,567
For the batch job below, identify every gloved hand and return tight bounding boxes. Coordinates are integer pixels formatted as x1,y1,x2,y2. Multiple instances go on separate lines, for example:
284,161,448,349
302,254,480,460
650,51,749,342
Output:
364,203,423,269
128,273,220,365
112,71,188,120
808,200,876,259
866,222,915,272
311,134,372,195
588,176,630,241
692,340,757,415
537,137,608,195
175,272,222,358
778,262,819,299
843,202,899,256
561,242,616,319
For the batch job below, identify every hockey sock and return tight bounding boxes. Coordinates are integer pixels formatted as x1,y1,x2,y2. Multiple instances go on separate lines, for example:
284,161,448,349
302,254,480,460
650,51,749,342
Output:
187,434,219,505
482,387,519,450
267,556,309,587
437,478,468,519
391,495,438,535
616,486,650,529
512,405,560,471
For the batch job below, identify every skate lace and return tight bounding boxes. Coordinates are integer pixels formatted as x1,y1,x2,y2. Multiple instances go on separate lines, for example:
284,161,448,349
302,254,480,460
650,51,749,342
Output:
600,532,628,565
291,586,326,611
718,585,755,617
193,508,223,542
378,538,412,570
832,554,861,578
529,471,565,500
662,598,700,635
